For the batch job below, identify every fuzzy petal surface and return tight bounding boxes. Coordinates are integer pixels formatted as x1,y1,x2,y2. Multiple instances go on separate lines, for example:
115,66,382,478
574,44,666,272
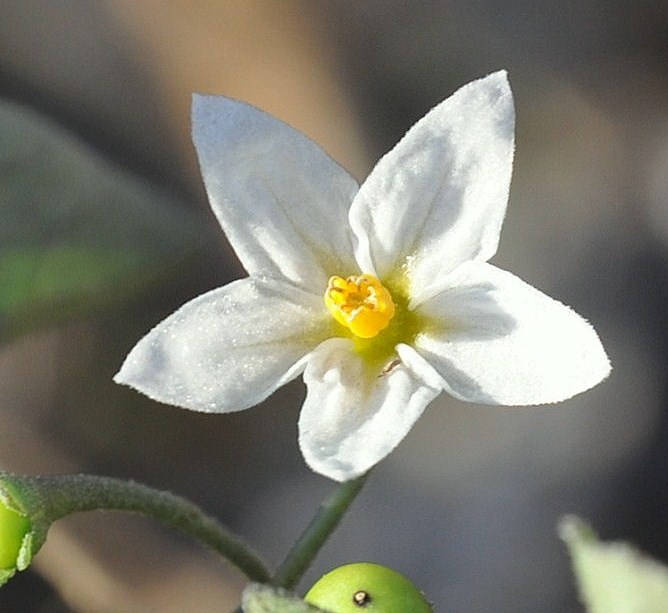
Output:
192,95,359,290
115,278,330,412
350,71,514,301
414,262,611,405
298,339,443,481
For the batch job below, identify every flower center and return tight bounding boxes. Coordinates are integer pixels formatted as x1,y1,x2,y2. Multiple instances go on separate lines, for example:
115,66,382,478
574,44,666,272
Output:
324,274,396,339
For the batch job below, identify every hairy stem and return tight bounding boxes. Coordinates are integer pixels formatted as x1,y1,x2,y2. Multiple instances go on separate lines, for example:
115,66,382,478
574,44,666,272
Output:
271,472,370,590
1,472,270,583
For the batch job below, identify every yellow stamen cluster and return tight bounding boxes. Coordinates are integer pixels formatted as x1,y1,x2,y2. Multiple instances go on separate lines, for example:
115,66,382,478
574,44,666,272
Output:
324,274,396,339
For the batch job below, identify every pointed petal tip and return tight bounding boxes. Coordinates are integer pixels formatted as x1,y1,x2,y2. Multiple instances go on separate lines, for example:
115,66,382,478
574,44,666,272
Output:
566,336,612,401
112,361,132,388
487,68,509,81
300,438,371,483
191,92,229,113
298,340,441,482
191,91,207,112
112,352,150,396
545,313,612,405
478,69,510,88
350,68,516,286
303,458,361,483
191,93,226,131
474,70,513,109
502,321,612,407
481,70,513,108
191,93,212,138
415,264,612,407
519,326,612,406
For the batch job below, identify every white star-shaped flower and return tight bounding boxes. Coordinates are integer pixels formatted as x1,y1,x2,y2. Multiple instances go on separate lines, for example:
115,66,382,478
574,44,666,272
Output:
115,72,610,482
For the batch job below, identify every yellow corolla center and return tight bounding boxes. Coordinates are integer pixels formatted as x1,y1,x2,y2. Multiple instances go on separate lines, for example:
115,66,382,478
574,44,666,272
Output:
324,274,396,339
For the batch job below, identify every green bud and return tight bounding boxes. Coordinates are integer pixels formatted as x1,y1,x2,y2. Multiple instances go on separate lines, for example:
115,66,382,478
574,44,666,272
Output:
304,562,433,612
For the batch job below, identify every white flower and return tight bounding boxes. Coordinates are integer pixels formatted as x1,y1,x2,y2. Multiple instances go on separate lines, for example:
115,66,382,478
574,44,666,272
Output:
114,71,610,482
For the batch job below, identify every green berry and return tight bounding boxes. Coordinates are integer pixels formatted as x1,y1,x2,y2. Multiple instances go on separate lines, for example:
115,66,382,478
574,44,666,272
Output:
0,501,30,570
304,562,432,612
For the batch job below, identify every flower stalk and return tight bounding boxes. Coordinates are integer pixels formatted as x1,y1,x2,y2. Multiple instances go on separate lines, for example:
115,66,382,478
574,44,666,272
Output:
271,471,370,590
0,472,270,584
231,471,370,613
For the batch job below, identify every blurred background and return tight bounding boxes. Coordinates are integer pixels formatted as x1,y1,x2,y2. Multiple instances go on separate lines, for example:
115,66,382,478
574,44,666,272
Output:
1,1,667,611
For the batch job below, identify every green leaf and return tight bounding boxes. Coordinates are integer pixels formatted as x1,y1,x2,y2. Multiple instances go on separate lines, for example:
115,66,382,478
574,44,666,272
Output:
0,99,210,340
242,584,331,613
560,515,668,613
0,246,144,315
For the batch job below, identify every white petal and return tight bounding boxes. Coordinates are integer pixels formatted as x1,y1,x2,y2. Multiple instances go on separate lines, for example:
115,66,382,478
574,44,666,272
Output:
414,262,611,405
114,277,330,412
298,338,442,481
192,95,359,289
349,71,514,299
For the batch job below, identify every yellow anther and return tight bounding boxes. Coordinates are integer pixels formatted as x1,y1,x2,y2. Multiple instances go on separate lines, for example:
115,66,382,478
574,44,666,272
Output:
324,274,396,339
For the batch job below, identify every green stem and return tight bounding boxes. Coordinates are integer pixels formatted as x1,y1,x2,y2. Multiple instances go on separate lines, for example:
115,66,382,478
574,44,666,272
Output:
1,473,270,583
270,472,370,590
230,472,370,613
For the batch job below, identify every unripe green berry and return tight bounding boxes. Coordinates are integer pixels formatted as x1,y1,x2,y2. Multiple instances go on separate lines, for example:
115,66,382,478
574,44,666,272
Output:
304,562,432,612
0,501,30,570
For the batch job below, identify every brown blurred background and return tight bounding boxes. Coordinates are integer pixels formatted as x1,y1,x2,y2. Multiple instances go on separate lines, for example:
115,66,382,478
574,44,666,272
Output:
1,1,668,611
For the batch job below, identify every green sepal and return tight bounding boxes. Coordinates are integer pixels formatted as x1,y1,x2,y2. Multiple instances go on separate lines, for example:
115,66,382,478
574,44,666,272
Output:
16,531,35,572
242,584,331,613
0,568,16,588
0,530,36,585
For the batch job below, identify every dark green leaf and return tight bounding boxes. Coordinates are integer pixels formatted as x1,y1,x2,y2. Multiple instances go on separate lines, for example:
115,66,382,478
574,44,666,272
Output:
0,99,210,340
